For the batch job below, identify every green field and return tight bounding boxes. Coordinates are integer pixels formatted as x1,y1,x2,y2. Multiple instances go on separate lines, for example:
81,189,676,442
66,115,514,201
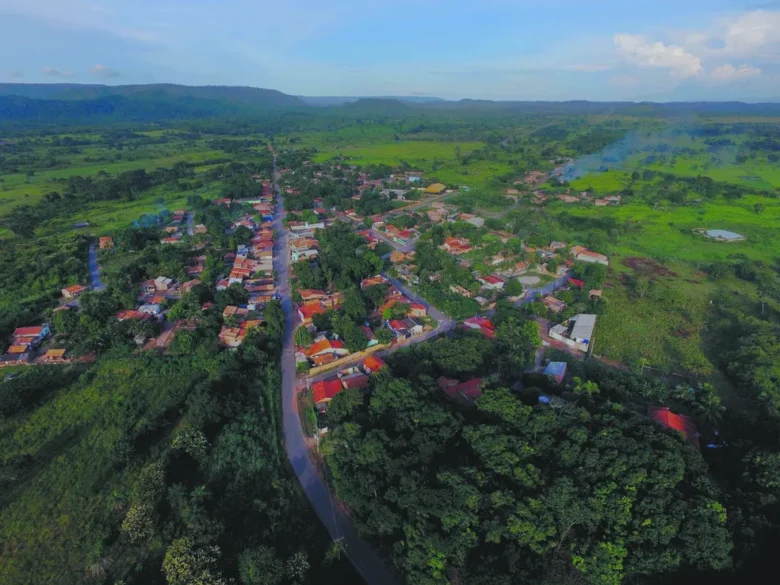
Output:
550,190,780,263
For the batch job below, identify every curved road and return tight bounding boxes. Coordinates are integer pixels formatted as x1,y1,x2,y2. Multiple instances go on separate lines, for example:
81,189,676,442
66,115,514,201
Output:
271,150,402,585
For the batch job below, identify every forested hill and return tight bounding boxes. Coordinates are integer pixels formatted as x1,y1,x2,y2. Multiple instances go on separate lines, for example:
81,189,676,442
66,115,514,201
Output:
0,83,304,107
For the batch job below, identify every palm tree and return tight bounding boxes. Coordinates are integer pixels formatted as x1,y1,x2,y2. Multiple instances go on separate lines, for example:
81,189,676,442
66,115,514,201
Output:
85,539,114,581
693,383,726,427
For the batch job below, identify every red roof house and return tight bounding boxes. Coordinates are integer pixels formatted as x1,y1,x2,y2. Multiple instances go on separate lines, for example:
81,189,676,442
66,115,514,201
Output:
463,317,496,339
441,378,484,405
568,278,585,289
312,378,345,405
363,355,386,373
649,407,700,449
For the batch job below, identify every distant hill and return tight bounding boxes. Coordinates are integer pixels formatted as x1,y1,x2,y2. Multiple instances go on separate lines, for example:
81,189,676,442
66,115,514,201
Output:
300,95,445,106
0,93,301,124
0,83,305,108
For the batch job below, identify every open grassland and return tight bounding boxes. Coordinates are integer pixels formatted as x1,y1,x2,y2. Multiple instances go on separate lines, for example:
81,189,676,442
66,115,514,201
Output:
309,139,484,166
0,146,226,216
595,261,715,374
549,192,780,263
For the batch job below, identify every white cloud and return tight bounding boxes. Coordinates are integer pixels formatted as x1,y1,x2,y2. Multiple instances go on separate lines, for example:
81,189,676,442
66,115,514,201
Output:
614,34,703,78
680,9,780,62
90,64,120,78
711,63,761,81
723,10,780,58
42,65,75,77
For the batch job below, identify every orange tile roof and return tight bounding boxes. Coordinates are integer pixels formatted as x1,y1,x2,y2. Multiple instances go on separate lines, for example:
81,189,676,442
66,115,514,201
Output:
13,326,45,337
363,355,386,373
312,378,344,403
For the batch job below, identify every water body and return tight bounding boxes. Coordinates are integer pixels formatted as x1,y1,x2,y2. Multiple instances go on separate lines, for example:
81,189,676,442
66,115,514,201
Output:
704,229,745,241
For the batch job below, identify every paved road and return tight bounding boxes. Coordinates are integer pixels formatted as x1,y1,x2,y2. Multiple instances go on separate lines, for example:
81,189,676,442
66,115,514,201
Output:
88,243,105,291
272,147,401,585
186,212,194,236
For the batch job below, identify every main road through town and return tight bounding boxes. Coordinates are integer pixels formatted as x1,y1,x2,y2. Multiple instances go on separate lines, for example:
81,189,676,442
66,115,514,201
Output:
270,149,402,585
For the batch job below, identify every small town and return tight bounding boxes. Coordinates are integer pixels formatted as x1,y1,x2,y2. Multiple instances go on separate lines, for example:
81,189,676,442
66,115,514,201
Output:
3,31,776,584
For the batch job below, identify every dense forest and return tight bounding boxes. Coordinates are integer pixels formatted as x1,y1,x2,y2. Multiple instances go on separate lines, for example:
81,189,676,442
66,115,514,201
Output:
323,335,780,585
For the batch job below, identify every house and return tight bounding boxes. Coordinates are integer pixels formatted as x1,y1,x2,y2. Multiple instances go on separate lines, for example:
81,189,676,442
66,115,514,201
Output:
438,376,483,405
649,407,700,449
361,326,379,348
463,317,496,339
299,289,328,302
99,236,114,250
116,310,151,322
61,284,88,299
558,194,579,203
449,284,473,298
341,373,371,391
0,353,31,367
218,327,243,348
362,355,386,374
305,338,349,361
182,280,201,294
361,275,388,290
478,274,506,290
544,361,567,384
409,303,427,318
40,348,70,364
161,237,182,245
568,278,585,289
424,183,447,195
459,213,485,228
443,237,472,255
589,289,603,300
194,224,209,234
549,314,596,353
154,276,174,291
594,199,609,207
223,305,250,320
542,295,567,314
390,251,408,264
387,318,423,339
297,302,328,326
570,246,609,266
312,378,345,409
12,325,51,348
522,171,546,185
138,304,162,315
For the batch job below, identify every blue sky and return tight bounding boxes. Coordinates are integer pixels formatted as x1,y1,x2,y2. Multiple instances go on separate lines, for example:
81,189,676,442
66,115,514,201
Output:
1,0,779,100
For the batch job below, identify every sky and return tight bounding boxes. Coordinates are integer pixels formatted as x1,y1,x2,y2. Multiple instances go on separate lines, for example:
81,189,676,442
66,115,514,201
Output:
1,0,779,101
